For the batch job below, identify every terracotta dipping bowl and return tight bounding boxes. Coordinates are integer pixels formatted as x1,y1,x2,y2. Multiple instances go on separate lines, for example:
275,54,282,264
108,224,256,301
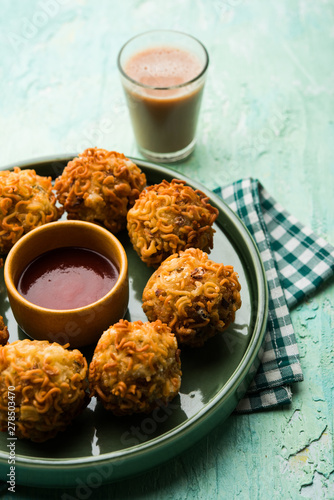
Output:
4,220,129,348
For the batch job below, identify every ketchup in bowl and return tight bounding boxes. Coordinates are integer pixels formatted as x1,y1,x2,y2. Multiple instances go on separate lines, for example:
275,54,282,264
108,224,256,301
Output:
17,247,119,310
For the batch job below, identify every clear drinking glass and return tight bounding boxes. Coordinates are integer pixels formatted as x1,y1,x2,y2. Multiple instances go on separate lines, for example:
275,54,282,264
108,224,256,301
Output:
117,30,209,163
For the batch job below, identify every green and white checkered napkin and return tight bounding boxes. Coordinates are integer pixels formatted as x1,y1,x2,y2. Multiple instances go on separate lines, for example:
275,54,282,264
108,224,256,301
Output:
214,178,334,413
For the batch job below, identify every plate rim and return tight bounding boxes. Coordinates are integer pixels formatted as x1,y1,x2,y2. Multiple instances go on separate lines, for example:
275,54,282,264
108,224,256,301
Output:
0,154,268,479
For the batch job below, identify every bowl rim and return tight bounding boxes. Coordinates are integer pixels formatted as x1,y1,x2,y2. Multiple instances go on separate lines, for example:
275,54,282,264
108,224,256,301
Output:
4,219,128,314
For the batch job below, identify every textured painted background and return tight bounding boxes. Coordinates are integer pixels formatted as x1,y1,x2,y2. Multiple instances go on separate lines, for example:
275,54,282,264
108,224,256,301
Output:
0,0,333,498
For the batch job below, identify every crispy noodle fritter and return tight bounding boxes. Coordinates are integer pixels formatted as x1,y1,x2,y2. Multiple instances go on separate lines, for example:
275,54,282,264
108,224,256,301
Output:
54,148,147,233
0,261,8,346
0,168,62,254
127,179,219,267
89,319,181,415
0,316,9,346
142,248,242,347
0,339,88,442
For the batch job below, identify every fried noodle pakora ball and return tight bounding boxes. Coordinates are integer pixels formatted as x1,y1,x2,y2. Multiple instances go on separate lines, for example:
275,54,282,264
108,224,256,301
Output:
0,167,62,254
54,148,147,233
0,339,88,442
0,316,9,346
142,248,242,347
0,261,8,346
127,179,219,267
89,319,181,415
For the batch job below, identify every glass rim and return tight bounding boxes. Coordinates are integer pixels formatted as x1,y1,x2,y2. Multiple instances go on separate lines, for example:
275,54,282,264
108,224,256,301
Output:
117,29,209,91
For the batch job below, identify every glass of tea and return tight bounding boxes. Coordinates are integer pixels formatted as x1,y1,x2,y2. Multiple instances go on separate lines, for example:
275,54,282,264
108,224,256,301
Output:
117,30,209,163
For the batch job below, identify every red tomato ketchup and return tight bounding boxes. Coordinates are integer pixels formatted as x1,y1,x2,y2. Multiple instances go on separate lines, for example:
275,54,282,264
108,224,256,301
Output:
17,247,119,310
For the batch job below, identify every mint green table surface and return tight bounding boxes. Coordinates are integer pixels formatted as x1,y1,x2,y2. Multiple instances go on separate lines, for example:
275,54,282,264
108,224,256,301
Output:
0,1,333,498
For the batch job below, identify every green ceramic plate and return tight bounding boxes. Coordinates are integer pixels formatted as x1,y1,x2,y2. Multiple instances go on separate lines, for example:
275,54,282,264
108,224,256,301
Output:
0,156,268,488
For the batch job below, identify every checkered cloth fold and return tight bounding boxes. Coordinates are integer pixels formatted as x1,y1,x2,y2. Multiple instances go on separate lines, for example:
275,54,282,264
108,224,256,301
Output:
214,178,334,412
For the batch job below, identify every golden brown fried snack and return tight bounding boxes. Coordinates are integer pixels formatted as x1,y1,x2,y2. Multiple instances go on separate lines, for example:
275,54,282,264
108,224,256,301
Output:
0,316,9,346
89,319,181,415
0,259,5,345
0,168,62,254
55,148,146,233
142,248,242,347
0,339,88,442
127,179,219,267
